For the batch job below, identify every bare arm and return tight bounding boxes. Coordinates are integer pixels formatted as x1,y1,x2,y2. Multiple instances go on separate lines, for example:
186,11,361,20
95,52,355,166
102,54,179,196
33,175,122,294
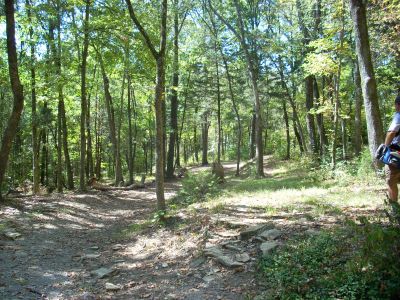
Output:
385,131,397,146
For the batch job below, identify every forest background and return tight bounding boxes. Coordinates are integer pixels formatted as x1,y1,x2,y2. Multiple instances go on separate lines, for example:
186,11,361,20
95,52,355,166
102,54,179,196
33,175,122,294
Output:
0,0,399,206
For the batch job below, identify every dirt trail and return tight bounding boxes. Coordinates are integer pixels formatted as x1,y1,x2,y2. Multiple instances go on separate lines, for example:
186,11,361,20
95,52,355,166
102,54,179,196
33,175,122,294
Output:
0,162,262,300
0,159,383,299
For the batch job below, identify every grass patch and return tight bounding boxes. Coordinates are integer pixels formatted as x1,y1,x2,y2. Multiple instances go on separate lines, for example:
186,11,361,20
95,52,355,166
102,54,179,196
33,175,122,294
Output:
259,220,400,299
170,171,221,207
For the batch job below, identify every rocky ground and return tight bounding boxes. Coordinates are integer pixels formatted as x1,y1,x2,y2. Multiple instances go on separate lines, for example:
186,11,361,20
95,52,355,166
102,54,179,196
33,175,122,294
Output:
0,161,385,300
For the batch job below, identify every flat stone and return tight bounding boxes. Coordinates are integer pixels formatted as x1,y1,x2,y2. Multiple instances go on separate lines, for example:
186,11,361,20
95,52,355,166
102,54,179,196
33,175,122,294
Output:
91,267,115,279
161,263,169,268
82,253,101,259
89,246,99,251
235,253,251,263
260,241,279,256
190,257,206,268
112,244,123,251
258,229,282,241
15,250,28,258
202,274,217,283
4,232,21,240
240,224,269,240
204,246,243,268
105,282,121,291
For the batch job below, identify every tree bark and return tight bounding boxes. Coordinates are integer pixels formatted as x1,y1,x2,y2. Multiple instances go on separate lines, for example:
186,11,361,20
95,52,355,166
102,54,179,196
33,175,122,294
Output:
0,0,25,200
80,0,90,191
353,60,363,156
166,0,179,178
201,114,209,166
126,0,167,212
98,52,124,185
350,0,384,158
27,0,40,194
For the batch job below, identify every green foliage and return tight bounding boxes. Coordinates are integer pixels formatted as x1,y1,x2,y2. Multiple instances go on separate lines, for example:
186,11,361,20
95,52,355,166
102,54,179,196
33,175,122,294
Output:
259,222,400,299
172,171,220,206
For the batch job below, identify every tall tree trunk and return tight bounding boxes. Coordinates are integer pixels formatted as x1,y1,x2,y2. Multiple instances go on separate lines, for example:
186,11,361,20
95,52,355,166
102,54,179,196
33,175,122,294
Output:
221,51,241,176
126,0,167,212
166,0,179,178
283,97,290,160
80,0,90,191
250,112,256,159
86,66,96,180
27,0,40,194
314,78,328,156
211,0,264,176
98,52,124,184
0,0,25,200
354,60,363,156
127,74,134,184
202,114,209,166
214,41,222,164
350,0,384,158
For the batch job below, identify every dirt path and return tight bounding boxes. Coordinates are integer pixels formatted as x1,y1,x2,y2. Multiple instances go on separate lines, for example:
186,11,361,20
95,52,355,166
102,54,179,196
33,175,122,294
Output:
0,159,384,299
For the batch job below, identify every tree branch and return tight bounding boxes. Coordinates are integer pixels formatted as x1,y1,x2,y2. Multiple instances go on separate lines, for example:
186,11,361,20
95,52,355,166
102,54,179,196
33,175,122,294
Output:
206,0,241,41
125,0,159,59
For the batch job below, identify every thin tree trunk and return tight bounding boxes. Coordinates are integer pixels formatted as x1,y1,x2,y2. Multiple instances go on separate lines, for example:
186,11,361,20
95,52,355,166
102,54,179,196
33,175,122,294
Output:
314,78,328,156
0,0,25,200
98,52,124,184
350,0,384,158
127,74,134,184
27,0,40,194
80,0,90,191
166,0,179,178
202,114,209,166
354,60,363,156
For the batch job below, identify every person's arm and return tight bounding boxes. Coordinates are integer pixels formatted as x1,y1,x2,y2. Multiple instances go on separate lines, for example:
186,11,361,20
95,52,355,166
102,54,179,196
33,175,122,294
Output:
385,131,397,146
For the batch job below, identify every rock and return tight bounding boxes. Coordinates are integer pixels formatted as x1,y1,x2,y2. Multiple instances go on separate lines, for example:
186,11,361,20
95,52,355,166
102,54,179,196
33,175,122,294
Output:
240,224,269,240
77,292,96,300
258,229,282,241
105,282,121,291
190,257,206,268
112,244,123,251
4,232,21,240
260,241,279,256
82,253,101,259
223,243,242,252
202,274,217,283
235,253,251,263
297,217,308,224
204,246,244,268
91,267,115,279
89,246,99,250
165,293,179,300
15,250,28,258
161,263,169,268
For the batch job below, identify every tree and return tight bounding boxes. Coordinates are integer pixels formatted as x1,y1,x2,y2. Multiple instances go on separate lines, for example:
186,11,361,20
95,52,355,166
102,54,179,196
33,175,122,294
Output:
125,0,168,212
80,0,91,191
0,0,24,200
349,0,384,158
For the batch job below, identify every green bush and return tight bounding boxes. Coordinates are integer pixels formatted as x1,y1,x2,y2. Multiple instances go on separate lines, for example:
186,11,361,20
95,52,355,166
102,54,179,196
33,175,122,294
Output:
172,171,220,206
259,221,400,299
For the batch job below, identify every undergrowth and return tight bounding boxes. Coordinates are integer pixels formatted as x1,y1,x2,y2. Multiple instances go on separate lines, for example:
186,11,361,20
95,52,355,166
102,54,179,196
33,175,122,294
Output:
170,171,221,206
259,217,400,299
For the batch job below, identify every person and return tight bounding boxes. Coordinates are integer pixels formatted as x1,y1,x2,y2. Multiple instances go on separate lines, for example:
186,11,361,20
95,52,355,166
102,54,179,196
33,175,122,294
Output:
384,95,400,202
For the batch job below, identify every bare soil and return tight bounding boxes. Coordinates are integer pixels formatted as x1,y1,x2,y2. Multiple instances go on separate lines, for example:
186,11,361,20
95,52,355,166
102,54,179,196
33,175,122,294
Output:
0,161,385,300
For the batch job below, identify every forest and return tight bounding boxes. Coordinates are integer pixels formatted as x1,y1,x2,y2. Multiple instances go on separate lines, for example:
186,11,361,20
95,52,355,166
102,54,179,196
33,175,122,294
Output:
0,0,400,299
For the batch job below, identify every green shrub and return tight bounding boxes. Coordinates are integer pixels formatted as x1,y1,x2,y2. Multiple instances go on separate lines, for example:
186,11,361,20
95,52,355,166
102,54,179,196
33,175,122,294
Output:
172,171,220,206
259,221,400,299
